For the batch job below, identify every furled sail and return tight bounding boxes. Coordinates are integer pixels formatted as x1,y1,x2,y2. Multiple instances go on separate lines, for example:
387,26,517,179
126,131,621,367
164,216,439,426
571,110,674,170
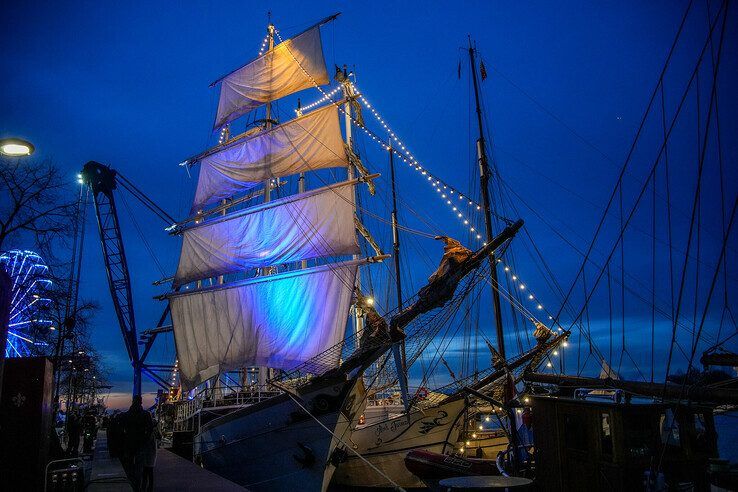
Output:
170,261,358,389
174,181,359,287
193,104,347,211
213,24,329,130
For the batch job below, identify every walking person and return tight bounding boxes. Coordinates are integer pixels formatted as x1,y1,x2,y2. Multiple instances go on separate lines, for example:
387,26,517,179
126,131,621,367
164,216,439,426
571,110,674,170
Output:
140,420,161,492
120,395,153,491
66,410,82,457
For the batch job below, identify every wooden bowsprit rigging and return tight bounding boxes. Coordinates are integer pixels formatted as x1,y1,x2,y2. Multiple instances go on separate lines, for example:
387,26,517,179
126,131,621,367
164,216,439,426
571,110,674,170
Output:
80,160,177,396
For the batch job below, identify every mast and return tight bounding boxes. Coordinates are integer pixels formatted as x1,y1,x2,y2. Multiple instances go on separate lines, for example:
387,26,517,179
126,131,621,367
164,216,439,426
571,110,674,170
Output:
260,17,275,386
340,68,365,339
389,142,411,412
388,143,405,366
469,37,520,471
468,39,506,362
264,20,275,204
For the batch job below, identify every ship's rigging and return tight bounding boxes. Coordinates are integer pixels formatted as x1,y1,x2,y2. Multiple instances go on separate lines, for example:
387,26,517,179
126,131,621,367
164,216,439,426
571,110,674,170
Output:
69,4,737,488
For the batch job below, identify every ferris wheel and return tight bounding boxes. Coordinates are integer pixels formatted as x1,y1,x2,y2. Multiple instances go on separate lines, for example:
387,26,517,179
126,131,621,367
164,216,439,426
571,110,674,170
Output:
0,250,54,357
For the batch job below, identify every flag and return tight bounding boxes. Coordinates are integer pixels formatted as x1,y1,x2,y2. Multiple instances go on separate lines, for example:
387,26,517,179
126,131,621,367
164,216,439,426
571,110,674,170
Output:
480,59,488,81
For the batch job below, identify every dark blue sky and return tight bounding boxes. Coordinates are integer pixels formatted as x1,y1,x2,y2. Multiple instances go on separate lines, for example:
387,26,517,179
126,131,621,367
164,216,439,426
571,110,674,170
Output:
2,1,736,402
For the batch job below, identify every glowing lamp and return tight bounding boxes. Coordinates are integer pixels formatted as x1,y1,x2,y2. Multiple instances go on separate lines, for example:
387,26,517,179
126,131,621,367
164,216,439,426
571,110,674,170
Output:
0,138,35,156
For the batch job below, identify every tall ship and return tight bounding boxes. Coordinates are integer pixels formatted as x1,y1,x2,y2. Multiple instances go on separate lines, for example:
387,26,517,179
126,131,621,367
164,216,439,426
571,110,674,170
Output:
76,4,738,491
158,13,529,491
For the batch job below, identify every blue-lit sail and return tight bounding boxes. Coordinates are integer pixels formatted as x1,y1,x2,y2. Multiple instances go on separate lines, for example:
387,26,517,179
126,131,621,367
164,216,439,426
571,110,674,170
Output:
194,104,347,212
175,180,359,288
169,261,359,389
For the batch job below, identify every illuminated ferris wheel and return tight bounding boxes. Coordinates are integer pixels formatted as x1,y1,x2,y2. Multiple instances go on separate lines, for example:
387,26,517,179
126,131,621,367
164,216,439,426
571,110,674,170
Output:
0,250,54,357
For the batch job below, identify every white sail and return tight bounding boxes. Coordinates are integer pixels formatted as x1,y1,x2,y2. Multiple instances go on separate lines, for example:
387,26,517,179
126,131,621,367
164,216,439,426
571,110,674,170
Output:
193,105,347,211
213,25,329,129
174,181,359,287
170,260,358,390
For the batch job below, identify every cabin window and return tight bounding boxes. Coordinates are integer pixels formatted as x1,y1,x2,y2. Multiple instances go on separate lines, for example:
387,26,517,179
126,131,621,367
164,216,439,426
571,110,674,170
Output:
659,409,680,446
563,413,588,451
600,413,613,456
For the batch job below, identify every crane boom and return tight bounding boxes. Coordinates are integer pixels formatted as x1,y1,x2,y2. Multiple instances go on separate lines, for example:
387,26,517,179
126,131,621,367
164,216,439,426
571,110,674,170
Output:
81,161,142,395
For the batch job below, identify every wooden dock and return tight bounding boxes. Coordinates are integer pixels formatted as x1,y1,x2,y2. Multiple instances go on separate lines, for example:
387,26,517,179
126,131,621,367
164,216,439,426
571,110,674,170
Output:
154,447,248,491
89,432,247,491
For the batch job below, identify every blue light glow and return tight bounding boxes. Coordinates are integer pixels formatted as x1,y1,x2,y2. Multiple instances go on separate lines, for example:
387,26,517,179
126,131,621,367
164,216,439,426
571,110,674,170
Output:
0,250,54,357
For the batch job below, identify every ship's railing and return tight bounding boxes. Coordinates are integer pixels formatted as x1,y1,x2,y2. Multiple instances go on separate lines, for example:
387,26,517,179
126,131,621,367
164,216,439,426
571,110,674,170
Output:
173,397,203,431
172,382,283,429
198,383,282,408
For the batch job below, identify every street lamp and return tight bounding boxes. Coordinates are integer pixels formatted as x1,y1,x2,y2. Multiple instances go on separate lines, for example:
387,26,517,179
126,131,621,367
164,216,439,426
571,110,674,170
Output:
0,138,35,157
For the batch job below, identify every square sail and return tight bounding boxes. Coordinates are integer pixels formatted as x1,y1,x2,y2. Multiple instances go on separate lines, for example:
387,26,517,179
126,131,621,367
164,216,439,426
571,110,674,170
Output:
175,180,359,287
214,24,329,129
169,260,358,390
193,105,348,211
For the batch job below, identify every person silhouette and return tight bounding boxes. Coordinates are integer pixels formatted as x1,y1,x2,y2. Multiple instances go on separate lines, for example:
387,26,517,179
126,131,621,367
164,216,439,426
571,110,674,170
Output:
120,395,153,491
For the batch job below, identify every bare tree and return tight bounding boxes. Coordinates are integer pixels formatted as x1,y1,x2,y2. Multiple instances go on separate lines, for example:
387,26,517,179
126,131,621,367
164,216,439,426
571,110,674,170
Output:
0,156,109,407
0,157,77,259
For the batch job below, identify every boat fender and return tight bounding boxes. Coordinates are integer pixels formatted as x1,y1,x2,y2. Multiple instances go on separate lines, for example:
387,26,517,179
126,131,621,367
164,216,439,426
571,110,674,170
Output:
293,442,316,468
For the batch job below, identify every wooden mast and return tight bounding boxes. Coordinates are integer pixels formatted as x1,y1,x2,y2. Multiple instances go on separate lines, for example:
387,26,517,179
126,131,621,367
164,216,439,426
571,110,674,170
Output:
389,142,406,368
468,39,507,363
340,68,365,341
469,37,520,468
388,141,411,411
263,19,275,204
258,17,275,387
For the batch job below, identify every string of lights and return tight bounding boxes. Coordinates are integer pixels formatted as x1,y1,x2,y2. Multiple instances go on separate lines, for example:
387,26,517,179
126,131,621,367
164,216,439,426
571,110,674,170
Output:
296,83,490,243
218,30,278,147
294,85,343,115
257,31,271,56
275,27,564,350
170,358,179,394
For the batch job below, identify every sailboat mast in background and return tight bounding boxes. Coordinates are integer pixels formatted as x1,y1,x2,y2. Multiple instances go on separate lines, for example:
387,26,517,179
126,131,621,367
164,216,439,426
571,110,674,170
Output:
468,39,507,362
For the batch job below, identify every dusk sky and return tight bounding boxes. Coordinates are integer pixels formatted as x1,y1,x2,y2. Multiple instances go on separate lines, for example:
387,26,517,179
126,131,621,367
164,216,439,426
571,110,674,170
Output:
2,1,736,408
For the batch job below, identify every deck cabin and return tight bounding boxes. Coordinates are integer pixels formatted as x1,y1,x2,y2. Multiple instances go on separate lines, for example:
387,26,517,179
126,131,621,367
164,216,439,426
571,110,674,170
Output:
530,394,718,490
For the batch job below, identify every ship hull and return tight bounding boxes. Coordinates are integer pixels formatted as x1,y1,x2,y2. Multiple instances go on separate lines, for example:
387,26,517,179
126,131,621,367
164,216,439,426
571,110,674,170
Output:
331,396,466,488
195,376,365,492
